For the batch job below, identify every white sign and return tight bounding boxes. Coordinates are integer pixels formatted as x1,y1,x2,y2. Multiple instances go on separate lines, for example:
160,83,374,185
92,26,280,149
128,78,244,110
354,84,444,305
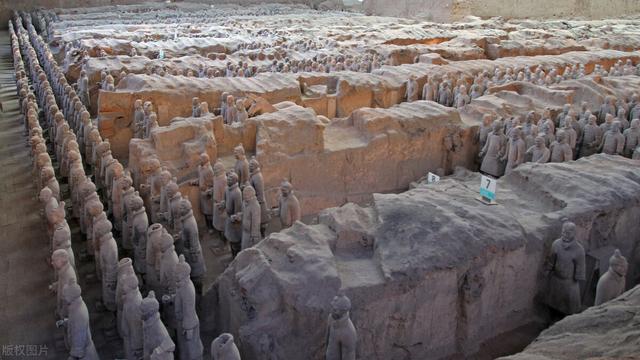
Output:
480,175,497,201
427,172,440,184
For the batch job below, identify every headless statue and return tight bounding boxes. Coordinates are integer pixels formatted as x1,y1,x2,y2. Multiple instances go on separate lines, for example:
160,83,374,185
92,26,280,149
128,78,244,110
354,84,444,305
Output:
211,333,241,360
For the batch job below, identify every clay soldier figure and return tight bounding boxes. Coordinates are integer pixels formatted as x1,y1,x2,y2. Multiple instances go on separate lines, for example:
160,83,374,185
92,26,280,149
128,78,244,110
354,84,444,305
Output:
223,171,243,257
549,131,573,163
225,95,238,124
42,166,61,201
134,99,145,139
212,162,228,235
190,153,215,230
211,333,241,360
192,97,201,118
526,136,550,163
562,118,578,155
200,102,210,117
478,121,506,177
556,104,571,127
142,101,153,133
79,75,90,110
57,283,99,360
157,229,179,335
86,200,103,258
598,96,617,124
422,77,437,102
579,115,602,158
502,127,525,174
175,199,207,294
249,158,270,237
267,180,300,229
599,121,624,155
234,185,261,251
166,183,184,237
41,187,59,236
116,258,135,338
595,249,628,306
130,195,149,275
110,167,127,232
141,158,163,201
623,119,640,157
121,274,144,360
233,144,250,186
325,294,357,360
454,85,470,108
545,221,585,315
235,99,248,123
96,219,118,325
141,291,175,360
121,184,137,252
477,115,494,150
405,75,419,102
146,113,159,139
164,256,204,360
600,113,615,134
220,92,229,122
51,204,75,269
158,229,179,300
146,224,165,291
153,170,173,222
49,249,78,319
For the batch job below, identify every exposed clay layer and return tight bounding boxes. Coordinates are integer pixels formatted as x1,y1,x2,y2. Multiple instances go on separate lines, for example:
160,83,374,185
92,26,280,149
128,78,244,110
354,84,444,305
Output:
498,285,640,360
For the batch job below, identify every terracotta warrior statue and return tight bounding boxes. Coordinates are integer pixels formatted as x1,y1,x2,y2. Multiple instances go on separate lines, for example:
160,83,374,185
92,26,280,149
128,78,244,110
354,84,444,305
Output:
271,180,301,229
326,294,357,360
212,162,228,235
134,99,145,139
190,153,214,230
502,126,525,174
599,121,624,155
549,131,573,163
479,121,506,177
211,333,241,360
121,274,144,360
116,258,135,338
233,144,250,186
526,136,550,163
57,283,99,360
594,249,628,306
50,249,77,319
235,185,261,251
141,291,175,360
477,114,493,150
223,171,243,258
249,157,270,237
40,186,59,236
164,255,204,360
96,218,118,315
192,97,201,118
545,221,585,315
405,75,419,102
175,199,207,294
623,119,640,157
51,203,75,269
130,195,150,275
579,115,602,158
145,223,164,291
